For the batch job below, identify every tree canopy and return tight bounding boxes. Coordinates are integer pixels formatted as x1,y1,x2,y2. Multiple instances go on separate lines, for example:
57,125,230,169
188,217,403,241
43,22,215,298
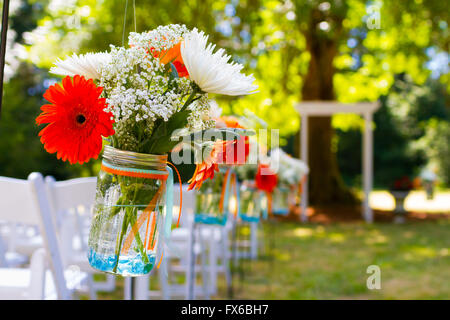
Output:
1,0,448,190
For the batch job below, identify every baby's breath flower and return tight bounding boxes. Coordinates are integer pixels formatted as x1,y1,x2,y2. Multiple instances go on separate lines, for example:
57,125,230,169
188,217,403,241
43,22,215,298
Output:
97,25,221,151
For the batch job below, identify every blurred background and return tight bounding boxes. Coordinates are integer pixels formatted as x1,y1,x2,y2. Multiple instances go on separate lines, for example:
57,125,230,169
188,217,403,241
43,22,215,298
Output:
1,0,448,190
0,0,448,299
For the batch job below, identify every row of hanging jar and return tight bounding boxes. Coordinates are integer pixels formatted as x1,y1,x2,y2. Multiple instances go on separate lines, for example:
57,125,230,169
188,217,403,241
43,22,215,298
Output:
87,150,302,277
194,166,302,226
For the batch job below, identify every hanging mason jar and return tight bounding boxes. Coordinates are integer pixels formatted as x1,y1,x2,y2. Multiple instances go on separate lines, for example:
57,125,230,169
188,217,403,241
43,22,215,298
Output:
239,180,261,223
272,186,290,216
195,166,235,226
87,146,170,276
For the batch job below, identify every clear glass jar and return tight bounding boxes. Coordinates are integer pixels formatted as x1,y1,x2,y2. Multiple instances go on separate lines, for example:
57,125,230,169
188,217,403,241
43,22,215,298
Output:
194,167,231,225
88,146,168,276
272,186,290,216
239,180,261,223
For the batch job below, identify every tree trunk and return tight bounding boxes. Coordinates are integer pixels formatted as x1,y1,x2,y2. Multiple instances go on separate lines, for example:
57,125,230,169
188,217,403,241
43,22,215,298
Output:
295,16,356,205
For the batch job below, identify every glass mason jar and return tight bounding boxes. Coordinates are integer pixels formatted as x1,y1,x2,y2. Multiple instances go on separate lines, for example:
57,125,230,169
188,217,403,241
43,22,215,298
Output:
239,180,261,223
195,167,233,226
272,186,290,216
88,146,168,276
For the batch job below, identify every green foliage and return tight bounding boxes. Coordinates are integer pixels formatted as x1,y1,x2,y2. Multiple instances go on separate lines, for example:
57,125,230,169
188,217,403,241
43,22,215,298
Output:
144,109,191,155
337,75,449,188
416,119,450,185
0,64,92,179
23,0,449,134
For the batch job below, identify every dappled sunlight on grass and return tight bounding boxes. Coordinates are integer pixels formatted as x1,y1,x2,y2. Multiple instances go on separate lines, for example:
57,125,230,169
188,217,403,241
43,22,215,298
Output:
364,233,388,245
273,250,291,262
291,225,349,242
439,248,449,257
327,232,347,243
401,231,415,239
402,245,438,259
292,227,314,238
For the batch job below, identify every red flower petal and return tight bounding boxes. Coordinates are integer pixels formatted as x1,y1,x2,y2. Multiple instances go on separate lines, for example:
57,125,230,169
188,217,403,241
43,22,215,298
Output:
255,164,278,193
36,75,115,164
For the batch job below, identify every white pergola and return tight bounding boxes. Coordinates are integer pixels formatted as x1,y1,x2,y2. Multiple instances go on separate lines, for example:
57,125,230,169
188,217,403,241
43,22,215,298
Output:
295,101,380,223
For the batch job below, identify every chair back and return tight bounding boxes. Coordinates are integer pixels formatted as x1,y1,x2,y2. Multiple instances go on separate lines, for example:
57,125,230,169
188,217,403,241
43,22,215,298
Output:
28,172,73,299
0,173,72,299
45,176,97,258
45,177,96,216
0,176,42,263
0,176,40,225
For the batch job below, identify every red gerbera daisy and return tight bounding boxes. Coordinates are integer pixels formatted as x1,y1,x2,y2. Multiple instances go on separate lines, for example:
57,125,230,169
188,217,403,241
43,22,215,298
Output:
255,164,278,193
36,75,115,164
217,136,249,165
188,140,229,190
216,116,250,165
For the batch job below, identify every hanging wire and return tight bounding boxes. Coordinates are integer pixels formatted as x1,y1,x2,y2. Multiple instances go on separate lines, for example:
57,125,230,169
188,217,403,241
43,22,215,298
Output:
0,0,10,119
121,0,128,46
133,0,137,32
122,0,137,47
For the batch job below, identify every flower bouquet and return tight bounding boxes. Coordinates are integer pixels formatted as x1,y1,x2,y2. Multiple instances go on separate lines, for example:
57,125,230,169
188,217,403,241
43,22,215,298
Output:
36,25,257,276
191,116,251,226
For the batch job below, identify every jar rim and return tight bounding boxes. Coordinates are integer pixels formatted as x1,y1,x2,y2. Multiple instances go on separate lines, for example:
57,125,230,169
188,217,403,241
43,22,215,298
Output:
103,145,167,170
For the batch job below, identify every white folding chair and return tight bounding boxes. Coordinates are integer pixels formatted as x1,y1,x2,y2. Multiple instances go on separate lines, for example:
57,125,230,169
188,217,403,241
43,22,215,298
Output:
233,219,260,261
183,186,233,299
0,230,28,267
0,248,47,299
0,173,88,299
0,209,42,261
45,176,116,298
206,221,233,296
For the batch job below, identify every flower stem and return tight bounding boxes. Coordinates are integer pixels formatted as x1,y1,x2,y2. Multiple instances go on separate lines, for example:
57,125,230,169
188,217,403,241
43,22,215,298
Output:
180,84,202,111
112,210,129,273
127,210,150,264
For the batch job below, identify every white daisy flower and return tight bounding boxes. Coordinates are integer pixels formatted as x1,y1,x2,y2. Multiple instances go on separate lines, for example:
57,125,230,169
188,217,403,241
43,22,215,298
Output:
50,52,111,80
181,29,258,96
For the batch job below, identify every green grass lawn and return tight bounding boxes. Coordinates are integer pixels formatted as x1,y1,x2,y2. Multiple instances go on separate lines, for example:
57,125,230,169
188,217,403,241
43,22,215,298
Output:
225,219,450,299
94,219,449,300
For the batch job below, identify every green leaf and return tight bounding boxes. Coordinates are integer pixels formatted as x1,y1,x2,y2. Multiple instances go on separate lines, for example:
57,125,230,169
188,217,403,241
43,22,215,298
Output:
144,109,191,154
